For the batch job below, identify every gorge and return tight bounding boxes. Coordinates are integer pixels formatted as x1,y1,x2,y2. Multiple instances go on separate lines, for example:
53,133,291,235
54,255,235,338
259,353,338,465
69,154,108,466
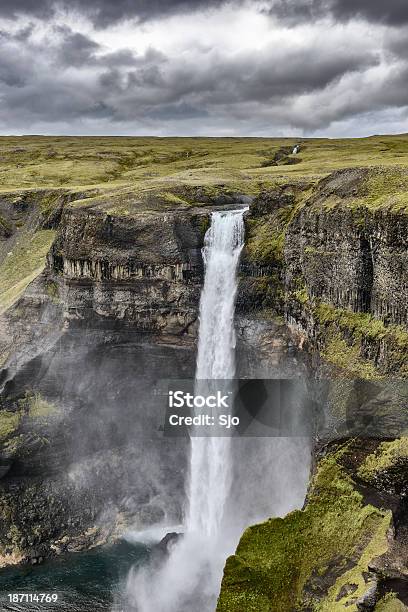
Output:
0,136,407,611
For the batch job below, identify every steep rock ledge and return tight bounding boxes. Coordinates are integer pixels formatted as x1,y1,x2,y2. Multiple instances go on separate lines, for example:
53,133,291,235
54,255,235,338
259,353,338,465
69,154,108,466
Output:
0,200,211,566
284,169,408,376
1,195,298,568
238,167,408,376
46,206,210,335
217,441,406,611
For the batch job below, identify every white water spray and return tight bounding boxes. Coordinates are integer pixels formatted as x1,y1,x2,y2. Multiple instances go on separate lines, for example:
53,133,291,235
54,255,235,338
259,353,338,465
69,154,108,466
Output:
187,209,246,537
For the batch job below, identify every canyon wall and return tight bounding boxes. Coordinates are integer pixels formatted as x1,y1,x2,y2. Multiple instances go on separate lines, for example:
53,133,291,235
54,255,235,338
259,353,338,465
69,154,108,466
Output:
218,168,408,611
0,196,301,567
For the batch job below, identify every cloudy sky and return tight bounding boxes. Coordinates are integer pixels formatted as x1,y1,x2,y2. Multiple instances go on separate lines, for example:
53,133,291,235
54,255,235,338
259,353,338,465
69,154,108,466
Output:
0,0,407,136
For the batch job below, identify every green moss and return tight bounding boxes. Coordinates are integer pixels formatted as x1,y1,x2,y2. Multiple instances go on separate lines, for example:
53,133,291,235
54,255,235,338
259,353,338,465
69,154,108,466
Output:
3,434,24,455
0,229,56,313
45,279,60,302
245,217,285,265
358,437,408,481
36,191,61,216
19,392,57,419
307,302,408,376
314,303,408,348
362,168,408,212
158,192,190,207
0,411,22,442
293,287,308,304
218,451,391,612
323,333,380,379
200,215,210,238
375,593,407,611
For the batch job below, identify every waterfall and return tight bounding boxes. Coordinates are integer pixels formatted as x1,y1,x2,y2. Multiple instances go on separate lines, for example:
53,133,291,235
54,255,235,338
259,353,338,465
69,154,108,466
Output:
187,209,246,537
123,208,246,612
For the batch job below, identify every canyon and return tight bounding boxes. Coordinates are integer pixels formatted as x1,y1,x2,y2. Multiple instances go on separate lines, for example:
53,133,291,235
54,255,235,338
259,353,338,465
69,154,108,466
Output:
0,136,407,610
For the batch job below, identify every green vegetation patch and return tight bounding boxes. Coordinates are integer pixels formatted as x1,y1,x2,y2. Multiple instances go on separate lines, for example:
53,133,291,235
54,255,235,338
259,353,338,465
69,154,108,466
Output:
245,194,305,267
310,302,408,377
362,168,408,212
308,167,408,214
25,393,57,419
322,333,379,379
0,229,56,313
358,437,408,481
16,392,58,422
245,216,286,265
1,134,408,196
0,411,22,442
374,593,408,611
217,451,391,611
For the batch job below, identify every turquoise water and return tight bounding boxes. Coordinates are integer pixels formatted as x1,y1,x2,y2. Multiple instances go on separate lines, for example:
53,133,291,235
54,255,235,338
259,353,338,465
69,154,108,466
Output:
0,540,149,611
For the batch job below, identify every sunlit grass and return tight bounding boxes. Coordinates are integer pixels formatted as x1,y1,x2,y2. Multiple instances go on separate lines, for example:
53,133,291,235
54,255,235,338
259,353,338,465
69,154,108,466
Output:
0,134,407,193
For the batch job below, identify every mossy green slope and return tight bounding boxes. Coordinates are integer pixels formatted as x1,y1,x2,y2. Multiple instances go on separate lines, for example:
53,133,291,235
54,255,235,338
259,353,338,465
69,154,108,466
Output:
1,134,408,196
358,437,408,483
0,229,55,313
217,451,391,612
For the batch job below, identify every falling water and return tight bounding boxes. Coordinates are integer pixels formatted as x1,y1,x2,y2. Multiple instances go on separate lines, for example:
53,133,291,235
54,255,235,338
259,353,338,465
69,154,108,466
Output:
187,209,246,537
123,208,247,612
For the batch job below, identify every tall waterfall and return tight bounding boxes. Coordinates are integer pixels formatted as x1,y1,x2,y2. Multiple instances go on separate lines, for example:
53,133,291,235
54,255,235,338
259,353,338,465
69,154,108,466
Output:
187,209,246,537
124,208,246,612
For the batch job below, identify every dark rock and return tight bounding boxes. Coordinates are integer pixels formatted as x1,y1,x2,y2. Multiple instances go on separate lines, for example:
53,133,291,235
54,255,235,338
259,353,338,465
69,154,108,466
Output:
251,189,295,217
336,583,358,601
355,579,378,610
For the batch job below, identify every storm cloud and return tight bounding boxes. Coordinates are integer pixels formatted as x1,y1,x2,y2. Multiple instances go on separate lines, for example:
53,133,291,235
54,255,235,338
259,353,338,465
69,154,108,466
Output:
0,0,407,136
269,0,408,26
0,0,229,27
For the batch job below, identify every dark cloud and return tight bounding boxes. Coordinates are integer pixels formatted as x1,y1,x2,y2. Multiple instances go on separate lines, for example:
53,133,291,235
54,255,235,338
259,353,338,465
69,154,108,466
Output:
0,3,407,135
0,18,385,131
147,102,208,120
0,0,229,27
54,27,141,68
56,28,100,66
269,0,408,26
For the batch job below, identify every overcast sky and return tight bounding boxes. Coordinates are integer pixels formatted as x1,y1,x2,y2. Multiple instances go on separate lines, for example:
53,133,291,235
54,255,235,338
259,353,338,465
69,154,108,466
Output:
0,0,407,136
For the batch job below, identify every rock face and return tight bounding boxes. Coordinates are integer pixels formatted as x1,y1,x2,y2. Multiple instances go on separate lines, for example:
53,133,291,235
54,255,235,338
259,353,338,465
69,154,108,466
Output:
239,168,408,376
285,205,407,326
284,169,408,375
0,201,211,565
0,195,306,568
0,164,407,606
48,206,208,334
217,168,408,611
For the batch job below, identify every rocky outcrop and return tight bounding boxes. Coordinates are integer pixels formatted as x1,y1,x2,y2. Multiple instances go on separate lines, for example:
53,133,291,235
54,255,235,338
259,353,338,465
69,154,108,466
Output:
47,206,209,334
238,168,408,376
1,166,407,583
217,440,408,611
285,206,407,326
0,194,304,568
